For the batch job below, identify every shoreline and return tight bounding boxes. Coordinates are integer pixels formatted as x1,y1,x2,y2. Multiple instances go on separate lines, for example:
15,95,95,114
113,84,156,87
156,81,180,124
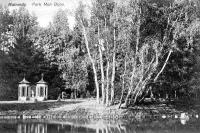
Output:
0,99,199,122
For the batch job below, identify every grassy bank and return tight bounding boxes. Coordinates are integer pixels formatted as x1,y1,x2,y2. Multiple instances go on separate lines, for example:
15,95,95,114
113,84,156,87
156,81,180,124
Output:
0,99,199,121
0,100,82,111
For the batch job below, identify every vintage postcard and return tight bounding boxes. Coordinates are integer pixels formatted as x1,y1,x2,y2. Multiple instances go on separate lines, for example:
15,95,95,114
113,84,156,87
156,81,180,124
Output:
0,0,200,132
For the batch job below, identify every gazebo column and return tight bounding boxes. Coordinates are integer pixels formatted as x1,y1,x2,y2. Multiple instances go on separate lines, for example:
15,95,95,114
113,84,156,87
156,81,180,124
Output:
35,87,37,97
36,87,38,97
20,87,22,97
21,87,22,97
25,86,28,97
18,87,20,97
38,87,40,97
18,87,20,98
46,86,48,98
43,87,45,97
27,87,29,97
28,87,31,97
27,86,28,97
45,86,48,98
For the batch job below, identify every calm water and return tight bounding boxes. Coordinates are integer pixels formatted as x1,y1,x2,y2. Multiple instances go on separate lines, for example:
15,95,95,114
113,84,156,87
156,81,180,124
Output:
0,118,199,133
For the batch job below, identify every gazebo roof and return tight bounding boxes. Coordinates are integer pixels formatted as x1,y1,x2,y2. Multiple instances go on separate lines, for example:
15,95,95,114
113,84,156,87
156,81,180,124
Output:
37,74,47,84
37,79,47,84
19,77,30,84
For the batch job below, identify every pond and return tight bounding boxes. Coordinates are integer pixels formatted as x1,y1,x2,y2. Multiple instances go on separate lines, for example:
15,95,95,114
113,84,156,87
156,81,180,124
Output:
0,117,199,133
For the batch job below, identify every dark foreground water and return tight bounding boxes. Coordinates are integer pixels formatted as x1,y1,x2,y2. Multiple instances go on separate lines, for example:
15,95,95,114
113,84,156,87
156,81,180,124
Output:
0,117,199,133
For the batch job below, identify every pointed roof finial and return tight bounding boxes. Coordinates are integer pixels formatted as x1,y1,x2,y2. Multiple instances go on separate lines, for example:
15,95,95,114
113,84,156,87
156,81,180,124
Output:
41,73,44,80
19,73,30,84
37,73,47,84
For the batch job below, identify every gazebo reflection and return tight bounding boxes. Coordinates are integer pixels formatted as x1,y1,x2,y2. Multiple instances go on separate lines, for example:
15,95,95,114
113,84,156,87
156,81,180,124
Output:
16,121,129,133
17,123,47,133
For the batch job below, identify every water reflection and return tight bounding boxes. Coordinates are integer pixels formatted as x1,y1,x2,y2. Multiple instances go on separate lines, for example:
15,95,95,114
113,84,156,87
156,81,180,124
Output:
17,123,47,133
0,118,199,133
15,122,129,133
95,125,127,133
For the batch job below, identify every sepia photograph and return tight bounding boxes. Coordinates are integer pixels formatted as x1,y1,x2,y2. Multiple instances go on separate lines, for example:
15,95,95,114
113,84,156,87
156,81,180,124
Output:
0,0,200,132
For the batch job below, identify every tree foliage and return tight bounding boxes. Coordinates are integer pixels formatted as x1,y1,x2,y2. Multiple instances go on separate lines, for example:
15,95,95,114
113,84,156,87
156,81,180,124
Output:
0,0,200,105
0,7,64,100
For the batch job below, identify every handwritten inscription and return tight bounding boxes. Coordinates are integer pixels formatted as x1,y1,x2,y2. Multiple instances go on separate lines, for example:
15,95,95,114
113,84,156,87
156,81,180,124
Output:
7,1,64,7
31,2,64,7
8,3,26,7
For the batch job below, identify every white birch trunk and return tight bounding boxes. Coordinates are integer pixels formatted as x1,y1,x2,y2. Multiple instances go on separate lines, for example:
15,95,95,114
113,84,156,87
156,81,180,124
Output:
82,25,100,103
98,23,105,104
110,20,116,104
106,60,110,106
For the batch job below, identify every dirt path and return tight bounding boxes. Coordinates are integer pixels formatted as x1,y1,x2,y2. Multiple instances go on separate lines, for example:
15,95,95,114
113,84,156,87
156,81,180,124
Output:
52,99,107,112
50,98,123,116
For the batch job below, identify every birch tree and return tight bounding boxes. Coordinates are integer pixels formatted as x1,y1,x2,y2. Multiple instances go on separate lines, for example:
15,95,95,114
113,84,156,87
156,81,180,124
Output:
76,0,200,106
76,2,100,103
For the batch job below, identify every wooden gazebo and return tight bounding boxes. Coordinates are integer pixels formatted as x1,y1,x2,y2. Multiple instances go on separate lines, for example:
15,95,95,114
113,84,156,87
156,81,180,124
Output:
18,74,48,101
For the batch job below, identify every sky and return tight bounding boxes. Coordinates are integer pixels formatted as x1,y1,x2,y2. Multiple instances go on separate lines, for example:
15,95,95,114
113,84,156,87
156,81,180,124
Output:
0,0,91,29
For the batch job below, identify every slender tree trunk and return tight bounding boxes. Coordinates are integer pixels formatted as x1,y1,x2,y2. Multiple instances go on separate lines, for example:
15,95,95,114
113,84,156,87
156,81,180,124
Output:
119,58,127,108
154,49,172,82
110,21,116,104
106,60,110,106
135,0,141,54
99,46,105,104
124,71,135,107
98,23,105,104
93,64,100,103
82,25,100,103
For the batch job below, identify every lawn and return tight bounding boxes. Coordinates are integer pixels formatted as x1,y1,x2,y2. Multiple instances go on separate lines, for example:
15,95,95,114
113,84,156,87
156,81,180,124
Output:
0,100,82,111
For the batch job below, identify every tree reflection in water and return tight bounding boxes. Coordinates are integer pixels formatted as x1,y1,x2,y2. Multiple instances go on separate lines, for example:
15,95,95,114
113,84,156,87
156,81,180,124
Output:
0,118,199,133
16,122,129,133
95,124,128,133
17,123,47,133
